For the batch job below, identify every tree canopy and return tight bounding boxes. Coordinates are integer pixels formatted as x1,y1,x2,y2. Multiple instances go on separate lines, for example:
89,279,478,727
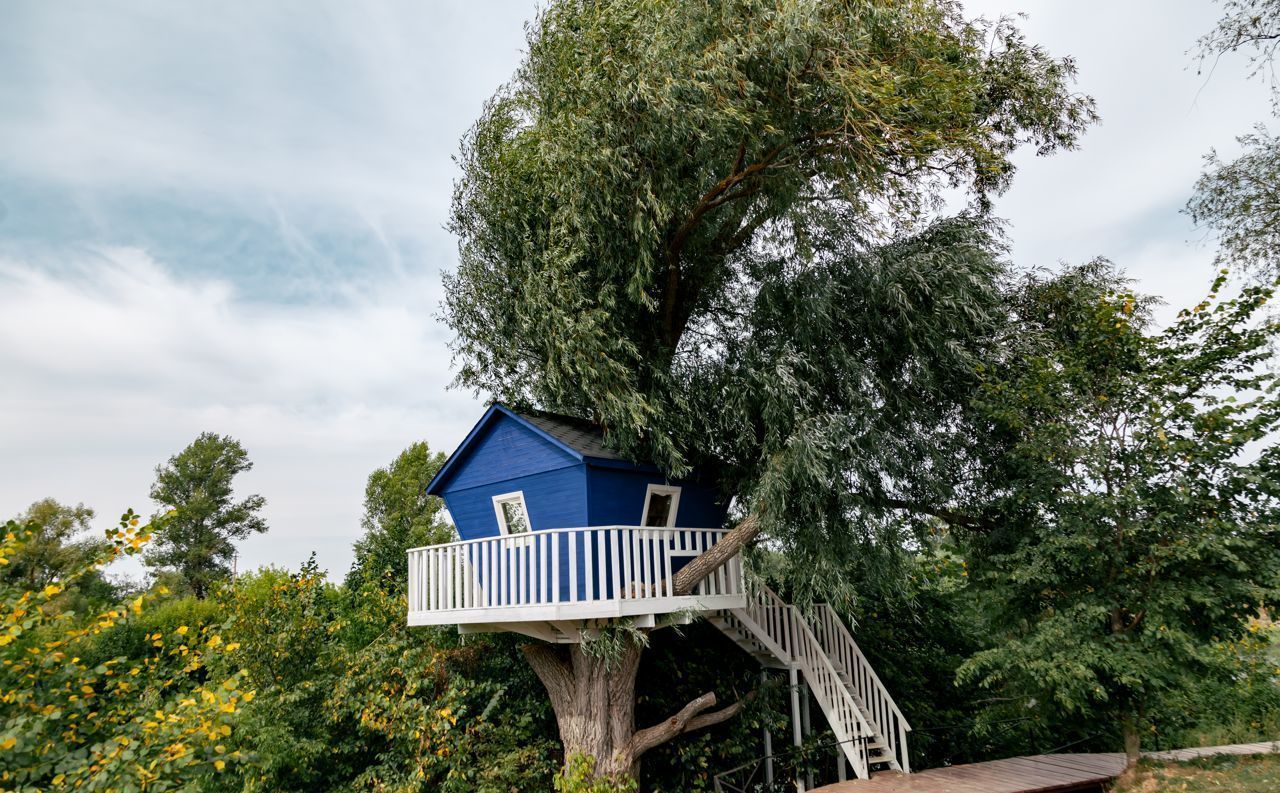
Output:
447,0,1096,599
3,499,108,598
346,441,450,593
147,433,267,599
956,262,1280,757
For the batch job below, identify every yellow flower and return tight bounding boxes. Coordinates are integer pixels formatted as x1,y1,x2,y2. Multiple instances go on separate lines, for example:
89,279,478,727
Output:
214,759,226,771
175,626,189,636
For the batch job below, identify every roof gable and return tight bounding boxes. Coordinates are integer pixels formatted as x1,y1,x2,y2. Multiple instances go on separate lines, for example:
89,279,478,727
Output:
427,405,641,495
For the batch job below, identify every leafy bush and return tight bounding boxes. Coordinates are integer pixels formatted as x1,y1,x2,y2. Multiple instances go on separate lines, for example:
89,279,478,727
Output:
0,512,250,792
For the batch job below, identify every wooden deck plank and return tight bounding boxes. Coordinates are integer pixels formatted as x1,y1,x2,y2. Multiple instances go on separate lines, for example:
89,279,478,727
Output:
1025,754,1126,775
814,753,1127,793
817,742,1280,792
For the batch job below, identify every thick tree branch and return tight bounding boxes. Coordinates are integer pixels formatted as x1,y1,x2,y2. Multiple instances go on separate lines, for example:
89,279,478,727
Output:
628,691,751,761
673,513,762,595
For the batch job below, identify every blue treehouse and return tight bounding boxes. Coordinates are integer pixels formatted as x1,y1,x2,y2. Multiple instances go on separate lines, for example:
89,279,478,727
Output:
406,404,913,780
408,404,745,637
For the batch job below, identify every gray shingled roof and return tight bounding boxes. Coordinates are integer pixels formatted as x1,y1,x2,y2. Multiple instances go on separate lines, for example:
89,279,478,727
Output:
516,410,631,462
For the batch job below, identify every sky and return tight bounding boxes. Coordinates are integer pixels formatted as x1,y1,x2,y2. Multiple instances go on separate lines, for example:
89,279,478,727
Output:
0,1,1270,582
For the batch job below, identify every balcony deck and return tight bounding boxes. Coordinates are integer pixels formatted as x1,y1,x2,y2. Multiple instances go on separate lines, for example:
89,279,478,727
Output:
407,526,746,637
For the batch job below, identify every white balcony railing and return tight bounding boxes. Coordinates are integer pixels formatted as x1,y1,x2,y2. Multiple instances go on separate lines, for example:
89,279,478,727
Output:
407,526,745,625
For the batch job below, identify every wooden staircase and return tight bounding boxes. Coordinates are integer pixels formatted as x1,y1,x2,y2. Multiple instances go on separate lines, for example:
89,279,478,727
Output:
707,577,911,780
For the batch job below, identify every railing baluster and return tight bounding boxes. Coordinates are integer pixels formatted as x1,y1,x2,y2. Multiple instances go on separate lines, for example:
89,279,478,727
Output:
620,528,632,599
552,532,561,603
663,531,674,597
497,539,507,607
568,529,578,603
593,529,604,598
519,539,528,605
537,533,547,604
408,552,418,614
610,529,622,600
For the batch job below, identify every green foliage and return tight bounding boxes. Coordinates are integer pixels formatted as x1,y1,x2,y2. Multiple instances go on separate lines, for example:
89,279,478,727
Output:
555,755,637,793
1197,0,1280,98
447,0,1094,479
210,559,345,792
346,441,450,593
638,623,786,792
324,587,560,792
4,499,115,611
957,263,1280,753
1189,126,1280,280
693,217,1012,604
1144,618,1280,751
1190,1,1280,280
0,511,249,792
147,433,267,599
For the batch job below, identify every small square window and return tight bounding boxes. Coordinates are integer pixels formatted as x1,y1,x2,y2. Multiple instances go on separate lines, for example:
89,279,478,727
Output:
492,492,530,535
641,484,681,528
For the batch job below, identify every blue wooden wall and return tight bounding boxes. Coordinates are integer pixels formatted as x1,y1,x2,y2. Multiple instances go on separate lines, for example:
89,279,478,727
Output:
585,465,728,528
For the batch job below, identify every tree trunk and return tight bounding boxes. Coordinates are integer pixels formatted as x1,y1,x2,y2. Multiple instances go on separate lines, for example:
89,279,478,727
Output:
523,640,749,783
1121,711,1141,767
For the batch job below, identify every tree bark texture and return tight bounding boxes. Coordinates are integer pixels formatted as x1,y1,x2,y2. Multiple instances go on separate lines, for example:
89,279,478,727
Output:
522,641,748,781
672,513,761,596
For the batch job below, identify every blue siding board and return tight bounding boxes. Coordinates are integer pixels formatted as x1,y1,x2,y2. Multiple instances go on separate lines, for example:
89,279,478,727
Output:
443,467,588,542
443,413,579,493
585,465,729,529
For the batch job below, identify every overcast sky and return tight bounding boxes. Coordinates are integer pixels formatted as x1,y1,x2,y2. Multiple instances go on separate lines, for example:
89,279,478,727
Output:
0,1,1269,581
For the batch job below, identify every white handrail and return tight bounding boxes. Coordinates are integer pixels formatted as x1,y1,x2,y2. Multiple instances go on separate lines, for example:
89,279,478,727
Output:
406,525,730,553
730,579,878,780
811,604,912,774
407,526,742,615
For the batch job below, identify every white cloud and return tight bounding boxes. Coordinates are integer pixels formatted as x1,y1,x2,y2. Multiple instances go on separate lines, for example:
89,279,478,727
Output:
0,248,480,577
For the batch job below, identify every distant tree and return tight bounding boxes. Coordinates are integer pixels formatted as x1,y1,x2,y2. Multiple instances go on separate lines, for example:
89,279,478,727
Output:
447,0,1095,780
346,442,450,593
1190,1,1280,280
956,262,1280,763
147,432,267,599
3,499,112,603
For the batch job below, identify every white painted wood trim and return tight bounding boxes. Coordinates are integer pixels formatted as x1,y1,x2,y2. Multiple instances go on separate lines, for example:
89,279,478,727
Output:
491,491,530,535
640,484,682,527
408,592,747,626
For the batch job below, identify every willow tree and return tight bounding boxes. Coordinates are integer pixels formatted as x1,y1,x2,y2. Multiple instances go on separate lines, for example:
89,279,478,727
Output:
446,0,1094,781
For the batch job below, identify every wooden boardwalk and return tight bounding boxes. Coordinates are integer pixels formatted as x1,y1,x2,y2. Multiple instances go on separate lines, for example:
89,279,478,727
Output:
1143,740,1280,762
814,753,1128,793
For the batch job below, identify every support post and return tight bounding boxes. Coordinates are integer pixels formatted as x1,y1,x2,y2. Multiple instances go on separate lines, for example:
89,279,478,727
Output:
762,670,774,785
789,667,804,793
801,682,813,790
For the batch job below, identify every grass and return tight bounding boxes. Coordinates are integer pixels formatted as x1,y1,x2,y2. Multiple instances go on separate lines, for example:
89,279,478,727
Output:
1110,752,1280,792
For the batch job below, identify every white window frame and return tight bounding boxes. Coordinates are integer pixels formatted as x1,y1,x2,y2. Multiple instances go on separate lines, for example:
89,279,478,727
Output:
492,491,531,535
641,484,682,528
